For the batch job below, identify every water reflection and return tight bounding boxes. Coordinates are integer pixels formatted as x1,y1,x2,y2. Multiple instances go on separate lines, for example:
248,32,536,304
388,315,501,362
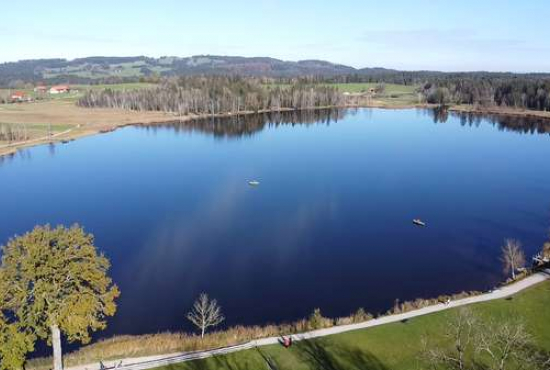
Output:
138,107,550,139
138,108,354,138
2,107,550,346
428,107,550,135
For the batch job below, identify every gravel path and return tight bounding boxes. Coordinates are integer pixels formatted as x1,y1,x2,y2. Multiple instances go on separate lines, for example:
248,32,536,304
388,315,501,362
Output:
69,269,550,370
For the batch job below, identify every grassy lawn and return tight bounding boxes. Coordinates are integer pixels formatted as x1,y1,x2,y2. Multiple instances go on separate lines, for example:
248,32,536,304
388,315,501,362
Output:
159,281,550,370
327,82,416,95
328,83,420,106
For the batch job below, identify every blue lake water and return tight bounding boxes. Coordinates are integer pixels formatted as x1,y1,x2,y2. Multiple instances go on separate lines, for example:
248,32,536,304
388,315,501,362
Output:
1,108,550,341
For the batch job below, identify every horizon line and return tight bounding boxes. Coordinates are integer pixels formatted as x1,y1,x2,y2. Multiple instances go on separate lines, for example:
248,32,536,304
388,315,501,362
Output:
1,54,550,75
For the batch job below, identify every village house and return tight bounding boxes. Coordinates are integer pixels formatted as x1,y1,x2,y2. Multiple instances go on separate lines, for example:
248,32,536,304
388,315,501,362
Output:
10,91,30,103
49,85,71,94
34,85,48,93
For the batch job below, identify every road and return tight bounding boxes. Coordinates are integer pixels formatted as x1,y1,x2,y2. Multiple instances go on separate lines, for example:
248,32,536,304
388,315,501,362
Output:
69,269,550,370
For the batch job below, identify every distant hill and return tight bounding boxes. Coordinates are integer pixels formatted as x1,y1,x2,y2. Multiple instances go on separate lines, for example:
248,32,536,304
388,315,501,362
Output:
0,55,396,87
2,55,549,88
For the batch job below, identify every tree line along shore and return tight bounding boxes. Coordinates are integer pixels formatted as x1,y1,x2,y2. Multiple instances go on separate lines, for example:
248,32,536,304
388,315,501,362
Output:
1,75,550,159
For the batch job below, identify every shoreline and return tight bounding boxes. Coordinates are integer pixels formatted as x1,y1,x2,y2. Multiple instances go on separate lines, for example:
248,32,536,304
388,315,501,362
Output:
449,104,550,120
1,102,549,159
0,103,404,158
31,269,550,370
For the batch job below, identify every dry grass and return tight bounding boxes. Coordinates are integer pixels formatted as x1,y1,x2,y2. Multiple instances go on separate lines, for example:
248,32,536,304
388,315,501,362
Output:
26,287,479,370
26,308,365,370
0,100,177,156
0,100,174,129
26,287,481,369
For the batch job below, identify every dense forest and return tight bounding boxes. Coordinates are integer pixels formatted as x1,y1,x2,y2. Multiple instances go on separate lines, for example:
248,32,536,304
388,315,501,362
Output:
420,77,550,111
77,76,346,114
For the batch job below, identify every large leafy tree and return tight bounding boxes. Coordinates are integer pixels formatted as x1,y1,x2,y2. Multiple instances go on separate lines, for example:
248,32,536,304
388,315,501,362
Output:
0,224,120,370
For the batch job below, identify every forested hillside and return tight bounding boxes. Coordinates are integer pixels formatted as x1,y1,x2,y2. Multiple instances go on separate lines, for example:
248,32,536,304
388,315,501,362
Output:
3,55,550,113
0,56,359,87
420,77,550,111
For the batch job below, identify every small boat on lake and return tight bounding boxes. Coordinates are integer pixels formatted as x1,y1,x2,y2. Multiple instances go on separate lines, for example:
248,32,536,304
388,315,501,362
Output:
248,180,260,186
413,219,426,227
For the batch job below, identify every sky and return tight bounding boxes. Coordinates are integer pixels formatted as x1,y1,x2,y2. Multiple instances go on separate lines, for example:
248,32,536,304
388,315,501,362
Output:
1,0,549,72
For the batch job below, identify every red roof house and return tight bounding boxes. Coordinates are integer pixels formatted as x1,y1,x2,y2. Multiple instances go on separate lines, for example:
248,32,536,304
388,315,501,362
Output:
10,91,28,102
49,85,71,94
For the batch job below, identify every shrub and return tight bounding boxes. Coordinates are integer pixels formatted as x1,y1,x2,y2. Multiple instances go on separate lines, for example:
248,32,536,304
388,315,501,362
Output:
307,308,333,330
352,308,373,323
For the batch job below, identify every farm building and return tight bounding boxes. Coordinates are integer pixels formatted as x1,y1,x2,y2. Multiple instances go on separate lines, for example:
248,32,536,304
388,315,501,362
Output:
34,85,48,93
49,85,71,94
10,91,30,103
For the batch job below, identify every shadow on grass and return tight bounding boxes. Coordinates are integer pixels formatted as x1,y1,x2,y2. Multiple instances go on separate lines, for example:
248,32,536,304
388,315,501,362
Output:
255,347,281,370
162,338,390,370
294,338,390,370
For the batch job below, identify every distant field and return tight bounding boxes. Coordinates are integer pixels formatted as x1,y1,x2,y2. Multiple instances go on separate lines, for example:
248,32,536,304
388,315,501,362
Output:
0,83,155,104
42,61,170,79
328,83,420,106
158,280,550,370
73,82,156,91
328,82,416,94
265,82,420,107
0,98,173,156
0,123,73,146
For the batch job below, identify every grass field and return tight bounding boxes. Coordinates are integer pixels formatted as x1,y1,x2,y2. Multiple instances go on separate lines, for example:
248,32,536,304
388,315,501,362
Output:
0,123,73,146
0,98,174,156
328,82,416,94
329,82,421,107
42,62,170,80
158,281,550,370
0,82,155,103
0,82,160,150
266,82,421,107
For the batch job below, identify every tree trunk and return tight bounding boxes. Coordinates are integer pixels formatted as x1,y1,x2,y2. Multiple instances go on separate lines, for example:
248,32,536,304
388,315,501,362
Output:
201,326,205,338
51,324,63,370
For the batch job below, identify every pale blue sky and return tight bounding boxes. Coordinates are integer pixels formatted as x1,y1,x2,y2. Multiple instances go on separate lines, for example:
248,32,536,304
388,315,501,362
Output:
2,0,549,72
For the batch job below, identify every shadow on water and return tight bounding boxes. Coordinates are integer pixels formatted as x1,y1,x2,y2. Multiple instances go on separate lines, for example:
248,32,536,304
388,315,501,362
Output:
138,108,354,139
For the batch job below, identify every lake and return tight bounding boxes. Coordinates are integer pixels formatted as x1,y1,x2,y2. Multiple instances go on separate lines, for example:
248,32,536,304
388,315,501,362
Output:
1,108,550,341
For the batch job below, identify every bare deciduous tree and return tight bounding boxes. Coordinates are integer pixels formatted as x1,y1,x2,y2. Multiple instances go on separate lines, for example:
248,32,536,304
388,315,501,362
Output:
501,239,526,280
77,76,346,115
187,293,225,338
422,308,478,370
476,319,533,370
421,310,546,370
